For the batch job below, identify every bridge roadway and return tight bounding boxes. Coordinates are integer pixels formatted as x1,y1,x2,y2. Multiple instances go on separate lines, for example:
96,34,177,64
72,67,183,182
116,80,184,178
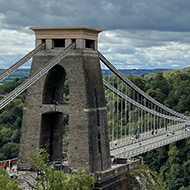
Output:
110,125,190,158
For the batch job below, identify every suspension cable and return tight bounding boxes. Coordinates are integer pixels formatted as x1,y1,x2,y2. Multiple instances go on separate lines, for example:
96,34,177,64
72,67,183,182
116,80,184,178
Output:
99,51,190,120
103,80,185,122
0,43,45,83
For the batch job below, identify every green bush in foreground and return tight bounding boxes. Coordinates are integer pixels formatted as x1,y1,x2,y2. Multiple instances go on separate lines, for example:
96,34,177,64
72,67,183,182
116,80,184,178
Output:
26,149,95,190
0,168,21,190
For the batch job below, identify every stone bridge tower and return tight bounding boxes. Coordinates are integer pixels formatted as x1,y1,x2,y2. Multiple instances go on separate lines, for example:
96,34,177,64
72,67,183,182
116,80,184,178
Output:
18,26,111,173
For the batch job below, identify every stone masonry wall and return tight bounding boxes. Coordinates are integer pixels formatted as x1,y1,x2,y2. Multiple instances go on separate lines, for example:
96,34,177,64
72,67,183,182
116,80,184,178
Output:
94,159,142,190
18,48,111,172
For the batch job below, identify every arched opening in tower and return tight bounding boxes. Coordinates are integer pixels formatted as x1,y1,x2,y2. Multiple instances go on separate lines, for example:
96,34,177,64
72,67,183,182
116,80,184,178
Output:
40,65,69,162
40,112,63,161
42,65,66,104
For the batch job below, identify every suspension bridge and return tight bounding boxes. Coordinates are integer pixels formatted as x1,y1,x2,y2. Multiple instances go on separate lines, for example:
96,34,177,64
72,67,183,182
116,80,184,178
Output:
99,51,190,158
0,26,190,174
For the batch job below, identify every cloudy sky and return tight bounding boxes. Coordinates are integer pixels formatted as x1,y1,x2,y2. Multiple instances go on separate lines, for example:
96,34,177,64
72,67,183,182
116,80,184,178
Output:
1,0,190,70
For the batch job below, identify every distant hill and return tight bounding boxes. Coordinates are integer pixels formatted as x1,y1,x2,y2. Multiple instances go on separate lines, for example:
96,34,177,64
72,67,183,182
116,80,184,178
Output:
102,68,168,76
0,69,30,83
0,68,169,83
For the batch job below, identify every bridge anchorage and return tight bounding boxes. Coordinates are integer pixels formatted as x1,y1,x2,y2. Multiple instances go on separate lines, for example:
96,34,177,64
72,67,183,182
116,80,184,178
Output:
1,26,190,189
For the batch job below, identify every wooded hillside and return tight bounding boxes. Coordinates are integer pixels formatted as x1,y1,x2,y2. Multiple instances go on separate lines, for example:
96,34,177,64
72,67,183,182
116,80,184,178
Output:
1,67,190,189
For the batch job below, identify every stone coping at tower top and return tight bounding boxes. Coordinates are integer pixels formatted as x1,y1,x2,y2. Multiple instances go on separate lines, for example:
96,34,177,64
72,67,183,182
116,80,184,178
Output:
30,26,103,40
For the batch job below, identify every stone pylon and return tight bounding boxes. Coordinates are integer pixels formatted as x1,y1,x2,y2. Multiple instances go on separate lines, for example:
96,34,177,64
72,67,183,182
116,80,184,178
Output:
18,26,111,173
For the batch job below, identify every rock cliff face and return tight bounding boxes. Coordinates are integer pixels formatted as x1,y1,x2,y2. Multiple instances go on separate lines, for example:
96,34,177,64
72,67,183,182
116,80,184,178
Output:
94,160,165,190
126,165,165,190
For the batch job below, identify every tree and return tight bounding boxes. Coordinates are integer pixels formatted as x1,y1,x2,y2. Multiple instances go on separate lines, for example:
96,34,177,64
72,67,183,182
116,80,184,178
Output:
165,164,184,190
177,95,190,113
179,186,190,190
168,143,180,166
146,88,166,103
147,72,170,96
0,168,21,190
26,149,95,190
0,142,19,160
183,160,190,187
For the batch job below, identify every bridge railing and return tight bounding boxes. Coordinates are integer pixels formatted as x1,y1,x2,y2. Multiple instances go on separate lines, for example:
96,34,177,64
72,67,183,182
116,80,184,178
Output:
114,130,190,158
109,121,189,150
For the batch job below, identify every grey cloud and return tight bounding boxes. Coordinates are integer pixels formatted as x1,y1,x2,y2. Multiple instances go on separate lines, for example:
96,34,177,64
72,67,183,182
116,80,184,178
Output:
109,30,190,48
98,29,190,70
1,0,190,32
0,54,31,68
1,0,190,70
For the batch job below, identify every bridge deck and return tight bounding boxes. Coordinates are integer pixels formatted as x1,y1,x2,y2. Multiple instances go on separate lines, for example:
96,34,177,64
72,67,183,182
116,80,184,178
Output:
111,128,190,158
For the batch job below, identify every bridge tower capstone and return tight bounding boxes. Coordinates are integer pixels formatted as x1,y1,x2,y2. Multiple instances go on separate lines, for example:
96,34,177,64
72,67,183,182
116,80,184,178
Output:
18,26,111,172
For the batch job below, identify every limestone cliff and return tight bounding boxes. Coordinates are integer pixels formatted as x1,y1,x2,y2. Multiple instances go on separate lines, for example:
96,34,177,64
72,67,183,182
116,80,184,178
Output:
126,165,165,190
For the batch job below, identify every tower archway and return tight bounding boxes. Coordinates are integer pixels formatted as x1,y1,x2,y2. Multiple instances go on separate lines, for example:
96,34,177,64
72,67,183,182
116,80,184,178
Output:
40,65,67,161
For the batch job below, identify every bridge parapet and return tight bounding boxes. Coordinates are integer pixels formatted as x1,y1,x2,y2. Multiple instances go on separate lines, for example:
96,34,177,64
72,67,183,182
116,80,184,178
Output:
94,158,142,190
112,129,190,158
93,159,142,190
109,122,188,151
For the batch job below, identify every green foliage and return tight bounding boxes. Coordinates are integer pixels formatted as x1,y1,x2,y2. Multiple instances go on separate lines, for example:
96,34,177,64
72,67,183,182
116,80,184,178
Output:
141,67,190,190
26,149,95,190
143,147,168,172
177,95,190,113
182,160,190,187
179,186,190,190
27,149,49,172
2,67,190,189
0,77,70,161
0,79,25,160
0,142,19,160
147,71,170,97
127,164,165,190
162,69,190,113
165,164,184,190
167,143,180,165
145,139,190,190
146,88,166,103
0,78,27,95
0,69,29,83
0,168,21,190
